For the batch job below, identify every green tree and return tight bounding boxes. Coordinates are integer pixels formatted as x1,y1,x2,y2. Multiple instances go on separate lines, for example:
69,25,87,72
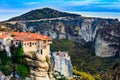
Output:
0,50,10,65
113,62,120,80
0,50,11,75
10,43,24,64
16,43,24,64
10,42,30,78
17,64,30,78
0,65,11,75
10,44,18,64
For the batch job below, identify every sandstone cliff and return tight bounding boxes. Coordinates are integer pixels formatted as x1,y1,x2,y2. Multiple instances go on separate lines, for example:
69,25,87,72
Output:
24,52,54,80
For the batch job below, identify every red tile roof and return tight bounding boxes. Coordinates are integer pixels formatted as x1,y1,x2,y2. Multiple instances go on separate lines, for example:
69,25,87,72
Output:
0,35,7,39
0,31,4,33
53,52,69,57
10,32,51,41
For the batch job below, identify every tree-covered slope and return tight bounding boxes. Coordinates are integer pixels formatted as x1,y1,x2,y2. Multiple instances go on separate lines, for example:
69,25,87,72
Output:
51,39,120,79
8,8,80,21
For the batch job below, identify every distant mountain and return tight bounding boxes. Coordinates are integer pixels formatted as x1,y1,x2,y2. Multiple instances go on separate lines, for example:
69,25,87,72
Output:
8,8,80,21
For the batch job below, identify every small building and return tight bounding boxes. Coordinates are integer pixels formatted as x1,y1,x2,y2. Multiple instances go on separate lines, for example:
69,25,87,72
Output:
0,35,13,46
0,31,13,56
52,51,73,77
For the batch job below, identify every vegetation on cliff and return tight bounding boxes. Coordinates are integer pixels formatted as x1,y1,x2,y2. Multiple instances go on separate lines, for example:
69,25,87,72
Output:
72,69,98,80
0,50,11,75
10,43,30,78
113,62,120,80
51,39,120,79
0,44,30,79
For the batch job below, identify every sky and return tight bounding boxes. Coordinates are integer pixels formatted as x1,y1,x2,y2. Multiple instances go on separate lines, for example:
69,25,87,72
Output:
0,0,120,21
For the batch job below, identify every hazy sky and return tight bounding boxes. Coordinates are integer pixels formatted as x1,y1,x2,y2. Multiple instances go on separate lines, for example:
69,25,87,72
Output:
0,0,120,21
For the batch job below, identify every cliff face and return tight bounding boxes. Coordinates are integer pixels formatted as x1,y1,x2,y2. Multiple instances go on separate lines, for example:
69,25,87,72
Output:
24,52,53,80
7,17,119,57
95,33,117,57
23,17,119,42
6,8,120,57
0,22,12,31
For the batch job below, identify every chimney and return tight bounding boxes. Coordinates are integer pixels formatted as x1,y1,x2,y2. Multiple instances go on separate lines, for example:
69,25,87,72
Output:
58,50,61,53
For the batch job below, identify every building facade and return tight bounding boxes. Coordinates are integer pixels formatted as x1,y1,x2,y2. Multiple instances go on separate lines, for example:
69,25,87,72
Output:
11,32,52,56
0,31,52,57
52,51,73,77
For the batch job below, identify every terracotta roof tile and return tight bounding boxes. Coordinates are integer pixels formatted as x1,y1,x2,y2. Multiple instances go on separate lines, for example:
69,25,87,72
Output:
11,32,52,41
0,35,7,39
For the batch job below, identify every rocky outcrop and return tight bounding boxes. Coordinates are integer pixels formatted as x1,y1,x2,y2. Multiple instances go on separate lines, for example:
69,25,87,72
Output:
15,17,118,42
0,71,11,80
95,32,117,57
0,22,12,31
24,52,54,80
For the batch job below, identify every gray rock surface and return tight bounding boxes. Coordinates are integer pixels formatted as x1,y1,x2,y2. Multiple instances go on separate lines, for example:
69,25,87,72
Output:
7,16,119,57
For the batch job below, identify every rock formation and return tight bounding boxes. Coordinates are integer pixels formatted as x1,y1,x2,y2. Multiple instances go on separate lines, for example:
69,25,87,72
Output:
24,52,54,80
0,71,11,80
95,33,117,57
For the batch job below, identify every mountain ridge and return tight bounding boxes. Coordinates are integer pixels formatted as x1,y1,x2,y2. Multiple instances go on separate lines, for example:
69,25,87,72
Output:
7,8,81,21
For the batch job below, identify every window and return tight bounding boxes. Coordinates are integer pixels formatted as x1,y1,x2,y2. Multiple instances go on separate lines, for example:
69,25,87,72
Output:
37,50,39,53
30,42,32,47
42,45,46,49
32,43,34,45
16,42,18,45
43,40,46,44
48,40,52,42
24,43,26,45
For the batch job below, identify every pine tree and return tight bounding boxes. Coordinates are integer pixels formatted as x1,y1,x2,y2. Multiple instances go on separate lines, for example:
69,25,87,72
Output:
16,43,24,64
10,42,25,78
10,42,24,64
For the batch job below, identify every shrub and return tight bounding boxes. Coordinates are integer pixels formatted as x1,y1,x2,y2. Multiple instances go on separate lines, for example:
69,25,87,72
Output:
0,65,11,75
17,64,30,77
11,34,16,37
72,69,95,80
